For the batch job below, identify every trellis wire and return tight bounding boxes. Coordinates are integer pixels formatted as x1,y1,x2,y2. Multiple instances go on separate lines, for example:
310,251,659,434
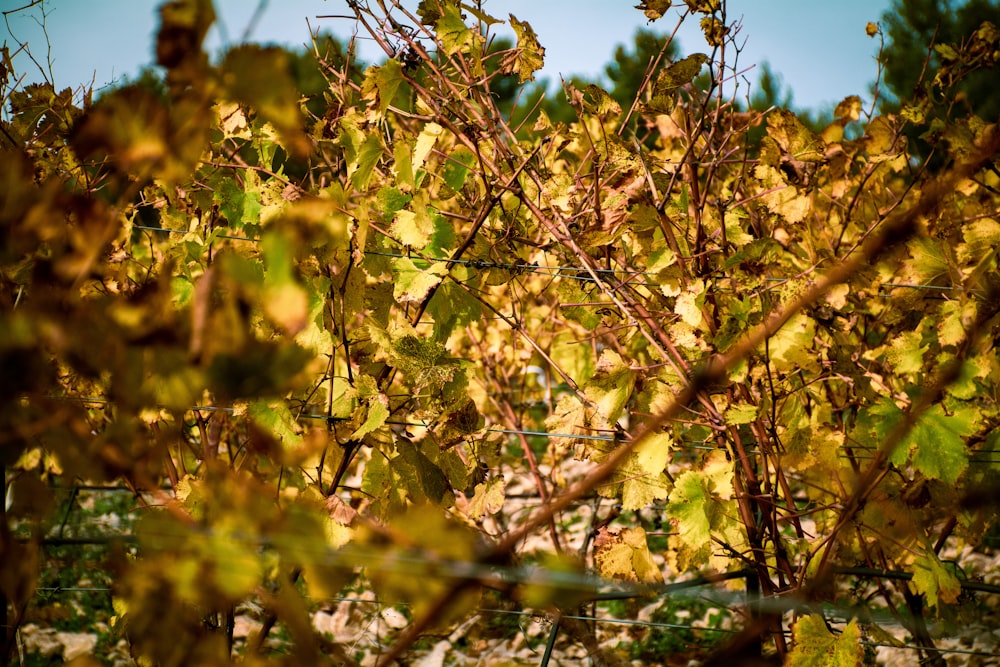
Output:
128,223,982,296
32,395,1000,465
28,480,1000,656
32,511,1000,599
25,583,1000,660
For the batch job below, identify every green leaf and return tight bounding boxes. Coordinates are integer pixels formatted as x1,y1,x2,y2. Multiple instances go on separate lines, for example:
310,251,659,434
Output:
584,350,636,424
377,186,412,219
558,280,603,330
397,439,454,505
351,130,384,190
665,450,735,569
443,146,475,191
885,330,926,375
361,59,405,122
666,472,711,551
507,16,545,83
351,395,389,440
338,113,384,191
646,53,709,112
391,257,449,303
262,231,309,334
907,405,974,484
910,551,961,608
248,399,304,451
214,175,262,230
427,278,483,341
724,403,758,425
437,4,474,55
787,615,863,667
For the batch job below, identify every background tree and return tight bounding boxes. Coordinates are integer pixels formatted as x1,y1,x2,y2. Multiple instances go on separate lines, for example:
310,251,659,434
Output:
605,28,679,111
880,0,1000,161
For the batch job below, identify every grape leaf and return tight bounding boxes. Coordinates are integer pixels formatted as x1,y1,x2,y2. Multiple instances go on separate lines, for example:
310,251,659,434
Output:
437,4,474,55
391,257,448,303
910,551,961,608
412,122,443,175
766,108,825,162
350,394,389,440
262,231,309,335
214,173,262,230
885,330,926,375
467,476,506,519
724,403,757,425
507,16,545,83
787,614,863,667
361,58,404,122
221,45,309,156
391,206,435,249
754,164,812,223
584,350,636,424
635,0,672,20
248,399,303,451
907,405,974,484
594,526,663,583
620,462,672,511
667,471,712,552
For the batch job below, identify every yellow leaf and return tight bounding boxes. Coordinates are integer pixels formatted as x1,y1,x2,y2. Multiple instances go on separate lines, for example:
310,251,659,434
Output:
264,283,309,335
594,526,663,583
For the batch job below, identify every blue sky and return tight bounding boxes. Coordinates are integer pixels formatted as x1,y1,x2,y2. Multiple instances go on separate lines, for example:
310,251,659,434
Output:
2,0,891,111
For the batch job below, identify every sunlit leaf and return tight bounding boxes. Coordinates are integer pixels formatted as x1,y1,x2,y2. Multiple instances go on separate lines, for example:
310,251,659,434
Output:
910,551,961,608
437,4,474,55
635,0,672,20
391,257,449,303
362,58,405,122
584,350,636,424
787,615,863,667
467,476,506,519
506,16,545,82
907,405,974,484
594,526,663,583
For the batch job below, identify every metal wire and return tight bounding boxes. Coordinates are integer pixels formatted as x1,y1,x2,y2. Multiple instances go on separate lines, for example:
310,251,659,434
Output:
128,224,983,296
28,585,1000,659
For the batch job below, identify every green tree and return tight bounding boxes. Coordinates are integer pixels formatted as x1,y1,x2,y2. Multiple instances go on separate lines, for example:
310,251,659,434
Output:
605,28,679,111
880,0,1000,162
881,0,1000,119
